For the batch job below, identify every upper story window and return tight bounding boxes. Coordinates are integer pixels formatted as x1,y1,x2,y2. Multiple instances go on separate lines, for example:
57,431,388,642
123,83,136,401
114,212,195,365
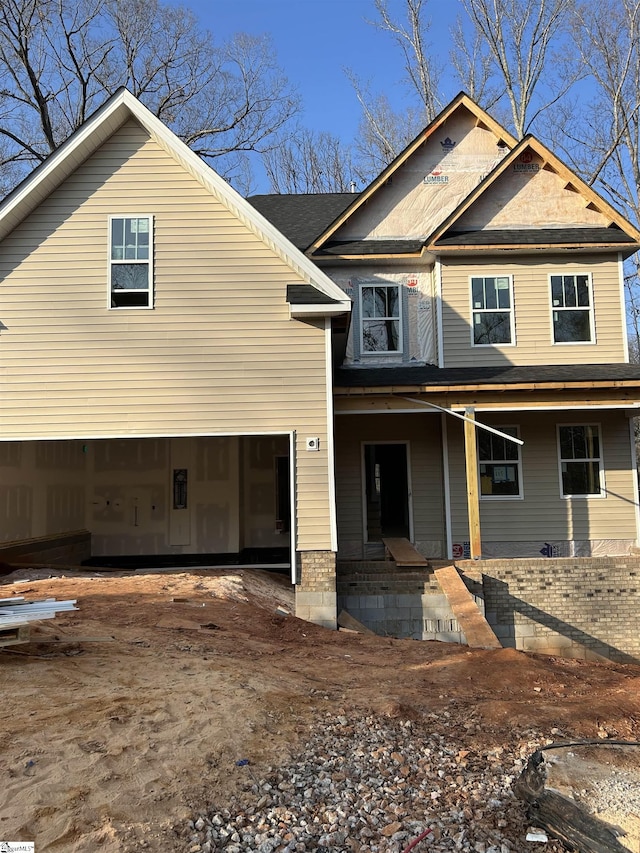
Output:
550,273,594,343
471,275,514,345
109,216,153,308
557,424,604,497
360,283,402,353
479,425,522,499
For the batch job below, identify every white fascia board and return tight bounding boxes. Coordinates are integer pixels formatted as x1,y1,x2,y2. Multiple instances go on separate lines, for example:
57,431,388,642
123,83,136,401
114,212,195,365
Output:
290,302,351,318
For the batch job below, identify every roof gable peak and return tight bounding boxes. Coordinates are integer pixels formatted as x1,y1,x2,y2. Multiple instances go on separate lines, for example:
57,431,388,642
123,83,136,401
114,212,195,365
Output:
307,92,518,255
0,88,350,310
428,134,640,248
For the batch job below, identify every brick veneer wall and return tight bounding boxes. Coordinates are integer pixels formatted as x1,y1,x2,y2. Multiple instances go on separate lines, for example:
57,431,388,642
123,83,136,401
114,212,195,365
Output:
295,550,337,629
0,530,91,567
458,557,640,663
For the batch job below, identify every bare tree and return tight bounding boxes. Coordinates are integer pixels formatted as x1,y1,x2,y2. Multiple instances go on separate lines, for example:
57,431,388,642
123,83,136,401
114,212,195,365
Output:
370,0,442,120
0,0,300,193
455,0,576,137
450,19,501,109
555,0,640,357
262,127,364,194
348,76,427,180
562,0,640,210
345,0,442,178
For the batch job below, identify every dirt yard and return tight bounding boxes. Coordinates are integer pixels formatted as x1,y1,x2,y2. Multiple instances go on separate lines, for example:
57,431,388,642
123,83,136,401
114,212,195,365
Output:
1,566,640,852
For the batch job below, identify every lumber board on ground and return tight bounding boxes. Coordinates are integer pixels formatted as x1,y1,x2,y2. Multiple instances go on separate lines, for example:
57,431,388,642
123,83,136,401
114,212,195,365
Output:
337,609,376,635
434,565,501,650
382,538,430,567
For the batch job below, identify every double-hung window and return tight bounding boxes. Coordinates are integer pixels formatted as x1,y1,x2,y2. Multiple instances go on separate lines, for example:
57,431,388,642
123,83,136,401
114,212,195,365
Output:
557,424,603,497
471,275,513,345
360,283,401,353
478,426,522,498
109,216,153,308
550,273,593,343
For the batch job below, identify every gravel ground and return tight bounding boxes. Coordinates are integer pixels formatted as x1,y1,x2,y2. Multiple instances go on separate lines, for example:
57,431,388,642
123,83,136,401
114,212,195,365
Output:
182,710,569,853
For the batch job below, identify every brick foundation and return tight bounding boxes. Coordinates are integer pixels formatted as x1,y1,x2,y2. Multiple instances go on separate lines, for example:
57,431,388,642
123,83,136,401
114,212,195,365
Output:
295,550,337,629
0,530,91,567
459,557,640,664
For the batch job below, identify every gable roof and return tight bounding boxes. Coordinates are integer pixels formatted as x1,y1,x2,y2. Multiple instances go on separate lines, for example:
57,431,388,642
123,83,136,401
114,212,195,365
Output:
0,88,350,314
306,92,519,255
427,135,640,252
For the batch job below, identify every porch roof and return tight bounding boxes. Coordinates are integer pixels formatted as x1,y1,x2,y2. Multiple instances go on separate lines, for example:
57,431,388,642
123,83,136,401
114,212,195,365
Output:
333,362,640,393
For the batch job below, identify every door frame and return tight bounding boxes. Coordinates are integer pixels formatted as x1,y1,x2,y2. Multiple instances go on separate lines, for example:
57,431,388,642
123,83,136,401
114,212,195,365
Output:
360,440,414,545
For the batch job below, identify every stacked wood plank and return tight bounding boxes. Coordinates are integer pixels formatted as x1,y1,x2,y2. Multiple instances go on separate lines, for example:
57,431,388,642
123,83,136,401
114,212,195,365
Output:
0,597,77,647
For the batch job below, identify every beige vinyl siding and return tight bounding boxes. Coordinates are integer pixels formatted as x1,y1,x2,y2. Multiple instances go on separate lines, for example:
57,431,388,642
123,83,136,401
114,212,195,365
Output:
448,410,637,544
441,256,626,367
335,413,445,558
0,119,333,551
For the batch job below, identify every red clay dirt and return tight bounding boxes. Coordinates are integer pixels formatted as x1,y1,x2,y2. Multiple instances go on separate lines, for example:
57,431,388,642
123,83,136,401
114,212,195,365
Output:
1,566,639,852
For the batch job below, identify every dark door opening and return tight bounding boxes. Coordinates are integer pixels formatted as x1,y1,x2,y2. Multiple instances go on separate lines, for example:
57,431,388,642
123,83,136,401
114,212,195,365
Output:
364,443,410,542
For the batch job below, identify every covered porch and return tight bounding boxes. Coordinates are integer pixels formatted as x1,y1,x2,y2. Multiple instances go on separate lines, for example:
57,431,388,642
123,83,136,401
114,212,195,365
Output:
333,364,640,562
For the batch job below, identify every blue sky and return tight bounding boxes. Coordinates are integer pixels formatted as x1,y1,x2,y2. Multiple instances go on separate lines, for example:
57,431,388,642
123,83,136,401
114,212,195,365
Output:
183,0,461,144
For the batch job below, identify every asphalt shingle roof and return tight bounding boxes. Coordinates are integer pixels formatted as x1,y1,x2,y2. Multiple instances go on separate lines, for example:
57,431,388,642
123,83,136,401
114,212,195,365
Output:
248,193,357,251
435,228,635,248
334,363,640,388
315,239,424,256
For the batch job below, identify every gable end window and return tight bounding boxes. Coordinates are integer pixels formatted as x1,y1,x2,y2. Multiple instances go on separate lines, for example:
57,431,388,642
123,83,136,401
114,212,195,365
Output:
557,424,604,497
360,283,401,353
550,274,593,343
479,425,522,498
109,216,153,308
471,275,514,345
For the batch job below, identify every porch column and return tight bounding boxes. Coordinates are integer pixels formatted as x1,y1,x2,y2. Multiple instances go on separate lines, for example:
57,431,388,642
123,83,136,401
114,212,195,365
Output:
463,407,482,559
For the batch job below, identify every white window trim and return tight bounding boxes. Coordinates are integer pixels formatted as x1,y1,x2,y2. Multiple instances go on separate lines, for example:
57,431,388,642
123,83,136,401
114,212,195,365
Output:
358,281,403,355
108,214,154,310
549,271,595,345
469,273,515,348
556,422,606,499
478,424,524,500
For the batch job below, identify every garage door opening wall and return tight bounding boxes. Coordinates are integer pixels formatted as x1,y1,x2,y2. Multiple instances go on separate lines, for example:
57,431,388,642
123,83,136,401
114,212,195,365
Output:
0,436,292,559
0,440,87,542
90,435,290,557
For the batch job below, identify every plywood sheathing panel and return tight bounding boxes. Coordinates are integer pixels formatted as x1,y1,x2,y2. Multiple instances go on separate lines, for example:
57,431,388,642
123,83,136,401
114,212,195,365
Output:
453,152,610,231
334,110,510,242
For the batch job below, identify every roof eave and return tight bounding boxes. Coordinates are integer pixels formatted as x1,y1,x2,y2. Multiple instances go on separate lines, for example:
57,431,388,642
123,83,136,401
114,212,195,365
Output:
333,379,640,395
290,301,351,318
429,241,640,254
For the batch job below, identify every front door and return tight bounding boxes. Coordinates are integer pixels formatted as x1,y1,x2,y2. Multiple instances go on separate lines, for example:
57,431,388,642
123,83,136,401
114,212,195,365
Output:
363,443,411,542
